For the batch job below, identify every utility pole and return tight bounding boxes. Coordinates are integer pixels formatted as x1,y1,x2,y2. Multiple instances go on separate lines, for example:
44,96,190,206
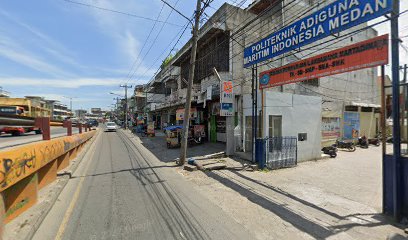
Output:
63,96,77,117
390,0,401,222
120,84,132,129
113,97,120,119
400,64,408,144
402,64,408,149
179,0,202,165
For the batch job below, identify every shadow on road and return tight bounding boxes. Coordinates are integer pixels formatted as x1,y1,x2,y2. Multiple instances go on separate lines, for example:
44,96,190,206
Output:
70,165,176,179
119,131,213,240
205,170,397,239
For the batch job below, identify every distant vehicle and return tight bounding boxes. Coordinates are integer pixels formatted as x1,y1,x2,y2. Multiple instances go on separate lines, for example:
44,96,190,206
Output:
0,105,42,136
0,106,26,116
105,122,117,132
87,119,99,127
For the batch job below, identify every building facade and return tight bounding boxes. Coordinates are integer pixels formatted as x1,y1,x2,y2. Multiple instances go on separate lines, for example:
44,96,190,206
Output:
139,0,380,162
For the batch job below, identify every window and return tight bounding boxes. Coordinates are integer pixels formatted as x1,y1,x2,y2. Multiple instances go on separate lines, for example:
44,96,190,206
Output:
269,115,282,151
268,115,282,137
345,106,358,112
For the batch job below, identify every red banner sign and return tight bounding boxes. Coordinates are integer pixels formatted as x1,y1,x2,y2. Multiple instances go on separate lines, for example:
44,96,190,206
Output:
259,34,389,89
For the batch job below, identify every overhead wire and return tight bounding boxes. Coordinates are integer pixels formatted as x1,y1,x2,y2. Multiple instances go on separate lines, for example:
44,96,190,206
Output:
129,0,224,87
136,0,358,105
122,3,166,85
125,0,182,85
139,1,407,106
61,0,184,27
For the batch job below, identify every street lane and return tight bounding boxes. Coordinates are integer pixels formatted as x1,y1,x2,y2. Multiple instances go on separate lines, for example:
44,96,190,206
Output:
33,130,252,240
0,127,80,149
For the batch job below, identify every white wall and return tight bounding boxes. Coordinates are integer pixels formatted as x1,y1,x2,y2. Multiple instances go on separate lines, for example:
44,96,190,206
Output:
243,91,322,162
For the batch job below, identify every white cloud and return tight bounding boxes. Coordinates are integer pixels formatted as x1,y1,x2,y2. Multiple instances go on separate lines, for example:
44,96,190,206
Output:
0,41,74,78
0,9,80,68
0,77,125,88
123,30,140,64
69,0,160,77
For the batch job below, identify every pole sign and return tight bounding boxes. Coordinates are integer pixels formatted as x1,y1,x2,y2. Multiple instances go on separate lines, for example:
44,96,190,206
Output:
220,81,234,116
244,0,392,68
259,34,388,89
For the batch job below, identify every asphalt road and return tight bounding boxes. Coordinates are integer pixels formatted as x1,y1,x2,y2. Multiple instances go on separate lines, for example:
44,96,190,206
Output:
0,127,80,149
32,130,252,240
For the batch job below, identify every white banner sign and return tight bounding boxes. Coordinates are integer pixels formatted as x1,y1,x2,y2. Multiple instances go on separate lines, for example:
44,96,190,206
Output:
220,81,234,116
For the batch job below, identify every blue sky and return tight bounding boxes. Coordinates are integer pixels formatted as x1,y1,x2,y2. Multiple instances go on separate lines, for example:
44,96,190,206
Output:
0,0,237,111
0,0,407,111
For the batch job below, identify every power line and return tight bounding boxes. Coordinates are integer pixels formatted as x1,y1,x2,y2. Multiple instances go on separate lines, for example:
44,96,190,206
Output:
140,1,406,105
62,0,184,27
138,0,251,86
136,0,331,104
122,3,166,84
129,0,223,87
126,0,184,85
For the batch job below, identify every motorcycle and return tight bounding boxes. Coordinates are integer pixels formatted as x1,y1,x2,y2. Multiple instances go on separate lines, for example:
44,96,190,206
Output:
357,136,369,149
368,137,381,146
322,146,337,158
333,139,356,152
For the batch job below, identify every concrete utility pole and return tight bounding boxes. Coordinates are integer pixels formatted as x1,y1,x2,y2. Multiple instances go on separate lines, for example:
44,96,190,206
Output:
120,84,132,129
390,0,401,222
404,64,408,149
179,0,202,165
63,96,76,116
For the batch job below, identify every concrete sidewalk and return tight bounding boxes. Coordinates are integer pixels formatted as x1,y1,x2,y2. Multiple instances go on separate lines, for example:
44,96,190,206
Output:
138,132,407,239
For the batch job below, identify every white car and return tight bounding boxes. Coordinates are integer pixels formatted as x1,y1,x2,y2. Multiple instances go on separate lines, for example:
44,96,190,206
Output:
105,122,117,132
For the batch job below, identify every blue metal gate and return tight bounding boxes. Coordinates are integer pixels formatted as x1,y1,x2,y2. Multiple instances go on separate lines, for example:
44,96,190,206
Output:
265,137,297,170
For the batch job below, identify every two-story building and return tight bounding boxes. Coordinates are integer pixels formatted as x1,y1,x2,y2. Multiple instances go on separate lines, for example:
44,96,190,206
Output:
142,0,380,162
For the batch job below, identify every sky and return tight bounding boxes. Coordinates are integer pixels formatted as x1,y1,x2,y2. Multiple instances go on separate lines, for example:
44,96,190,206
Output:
0,0,407,111
0,0,235,111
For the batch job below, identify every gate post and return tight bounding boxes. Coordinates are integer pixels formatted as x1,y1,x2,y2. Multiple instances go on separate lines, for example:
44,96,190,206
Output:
255,138,266,169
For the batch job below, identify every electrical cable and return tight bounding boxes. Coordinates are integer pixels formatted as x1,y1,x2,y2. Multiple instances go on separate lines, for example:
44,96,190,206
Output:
61,0,183,27
133,1,408,108
122,3,166,85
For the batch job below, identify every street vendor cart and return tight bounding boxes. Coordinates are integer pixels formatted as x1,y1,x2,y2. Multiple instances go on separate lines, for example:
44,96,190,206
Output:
164,125,182,148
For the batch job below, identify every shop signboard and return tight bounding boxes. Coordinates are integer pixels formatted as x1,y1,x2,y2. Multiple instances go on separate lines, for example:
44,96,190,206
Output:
147,122,155,136
343,112,360,139
322,117,341,139
259,34,388,88
220,81,234,116
176,108,197,121
244,0,392,67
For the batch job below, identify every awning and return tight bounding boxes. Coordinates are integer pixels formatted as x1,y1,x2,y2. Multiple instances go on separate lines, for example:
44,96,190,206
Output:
349,102,381,108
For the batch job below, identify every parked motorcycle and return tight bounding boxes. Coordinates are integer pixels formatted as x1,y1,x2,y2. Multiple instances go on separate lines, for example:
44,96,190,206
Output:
357,136,369,149
333,139,356,152
322,146,337,158
368,137,381,146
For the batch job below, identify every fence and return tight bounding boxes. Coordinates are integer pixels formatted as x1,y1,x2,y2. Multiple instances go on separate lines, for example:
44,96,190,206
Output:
256,136,297,170
0,118,96,223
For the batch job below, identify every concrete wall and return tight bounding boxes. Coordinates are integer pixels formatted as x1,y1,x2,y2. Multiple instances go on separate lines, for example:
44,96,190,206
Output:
243,91,322,162
357,111,379,139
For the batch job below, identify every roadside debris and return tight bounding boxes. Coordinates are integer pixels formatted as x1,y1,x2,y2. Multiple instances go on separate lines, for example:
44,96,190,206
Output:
186,158,226,171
